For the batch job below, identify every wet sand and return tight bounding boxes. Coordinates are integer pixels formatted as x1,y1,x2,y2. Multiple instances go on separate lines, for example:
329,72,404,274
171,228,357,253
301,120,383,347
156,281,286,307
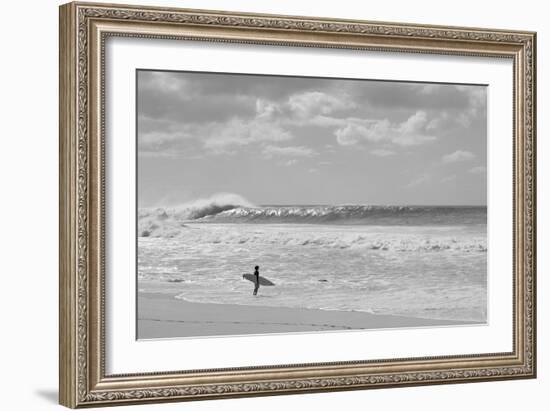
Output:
137,292,472,339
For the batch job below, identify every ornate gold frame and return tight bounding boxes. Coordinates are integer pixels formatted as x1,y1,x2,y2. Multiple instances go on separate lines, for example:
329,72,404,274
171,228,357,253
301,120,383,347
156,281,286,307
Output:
59,2,536,408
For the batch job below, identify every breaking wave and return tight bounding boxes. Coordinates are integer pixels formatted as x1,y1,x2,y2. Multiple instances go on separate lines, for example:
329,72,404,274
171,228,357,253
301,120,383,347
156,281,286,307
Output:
200,205,486,225
138,193,253,238
138,195,486,239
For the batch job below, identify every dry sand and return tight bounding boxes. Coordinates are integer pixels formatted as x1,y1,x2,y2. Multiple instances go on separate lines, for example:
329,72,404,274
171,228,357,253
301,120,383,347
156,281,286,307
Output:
137,292,472,339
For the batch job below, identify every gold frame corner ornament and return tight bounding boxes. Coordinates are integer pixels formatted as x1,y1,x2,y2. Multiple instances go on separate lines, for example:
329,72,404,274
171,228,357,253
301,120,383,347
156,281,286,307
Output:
59,1,536,408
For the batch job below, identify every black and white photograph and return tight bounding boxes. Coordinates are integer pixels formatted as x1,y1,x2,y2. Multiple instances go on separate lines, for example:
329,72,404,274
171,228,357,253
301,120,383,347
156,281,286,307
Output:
136,70,488,339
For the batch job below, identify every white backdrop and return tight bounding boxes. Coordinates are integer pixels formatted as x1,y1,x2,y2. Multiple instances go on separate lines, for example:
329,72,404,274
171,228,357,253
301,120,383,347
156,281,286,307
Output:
0,0,546,410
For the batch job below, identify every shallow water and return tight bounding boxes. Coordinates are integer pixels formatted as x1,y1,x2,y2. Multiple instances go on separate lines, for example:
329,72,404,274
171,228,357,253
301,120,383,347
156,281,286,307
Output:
138,223,487,322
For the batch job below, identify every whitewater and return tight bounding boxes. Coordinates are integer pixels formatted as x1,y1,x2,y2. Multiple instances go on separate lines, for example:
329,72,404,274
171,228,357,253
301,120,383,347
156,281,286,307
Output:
137,195,487,323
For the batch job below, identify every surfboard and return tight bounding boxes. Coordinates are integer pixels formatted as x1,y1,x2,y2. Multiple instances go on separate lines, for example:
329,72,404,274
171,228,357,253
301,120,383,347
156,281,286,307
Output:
242,274,275,286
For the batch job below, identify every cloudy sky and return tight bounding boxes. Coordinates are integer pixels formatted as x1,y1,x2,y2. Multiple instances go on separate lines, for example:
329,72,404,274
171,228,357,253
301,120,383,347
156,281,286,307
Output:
137,70,487,207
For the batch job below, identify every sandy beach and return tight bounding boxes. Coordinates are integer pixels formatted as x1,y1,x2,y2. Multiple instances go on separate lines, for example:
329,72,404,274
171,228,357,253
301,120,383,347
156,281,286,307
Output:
137,292,473,339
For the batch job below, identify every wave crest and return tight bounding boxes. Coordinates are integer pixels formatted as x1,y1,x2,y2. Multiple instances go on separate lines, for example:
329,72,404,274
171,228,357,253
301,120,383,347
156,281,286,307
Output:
138,199,486,238
199,205,486,226
138,193,253,237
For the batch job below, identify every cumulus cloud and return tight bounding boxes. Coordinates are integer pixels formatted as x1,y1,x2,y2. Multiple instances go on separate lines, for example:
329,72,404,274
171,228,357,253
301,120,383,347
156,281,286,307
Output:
262,145,316,158
393,111,437,146
442,150,476,164
137,116,198,157
335,111,437,147
335,120,389,146
287,91,355,117
404,84,487,131
457,87,486,127
255,99,283,120
179,90,353,153
254,91,354,125
202,118,293,151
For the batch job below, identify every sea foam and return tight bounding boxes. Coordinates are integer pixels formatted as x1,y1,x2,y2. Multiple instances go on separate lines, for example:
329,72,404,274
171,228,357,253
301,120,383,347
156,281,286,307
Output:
139,193,253,237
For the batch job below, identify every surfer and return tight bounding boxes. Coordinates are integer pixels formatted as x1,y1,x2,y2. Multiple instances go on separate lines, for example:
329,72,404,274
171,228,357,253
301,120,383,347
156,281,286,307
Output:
242,268,274,294
253,265,260,296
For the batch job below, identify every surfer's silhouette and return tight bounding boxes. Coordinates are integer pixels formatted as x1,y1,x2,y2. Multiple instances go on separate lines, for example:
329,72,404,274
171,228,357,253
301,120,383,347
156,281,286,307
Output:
253,265,260,296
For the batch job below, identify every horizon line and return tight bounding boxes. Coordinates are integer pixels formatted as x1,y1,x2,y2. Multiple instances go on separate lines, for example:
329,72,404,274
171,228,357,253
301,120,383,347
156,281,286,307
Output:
139,203,488,208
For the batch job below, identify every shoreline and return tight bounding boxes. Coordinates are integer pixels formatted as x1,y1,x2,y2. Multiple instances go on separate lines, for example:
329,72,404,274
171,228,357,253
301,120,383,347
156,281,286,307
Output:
137,292,478,339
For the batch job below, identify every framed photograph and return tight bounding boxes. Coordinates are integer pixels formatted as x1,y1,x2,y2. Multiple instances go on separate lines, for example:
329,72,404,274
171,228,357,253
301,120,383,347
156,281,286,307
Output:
59,2,537,408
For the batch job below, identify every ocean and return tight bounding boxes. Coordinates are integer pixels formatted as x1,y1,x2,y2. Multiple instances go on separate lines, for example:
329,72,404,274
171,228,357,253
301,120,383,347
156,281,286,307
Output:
137,201,487,323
